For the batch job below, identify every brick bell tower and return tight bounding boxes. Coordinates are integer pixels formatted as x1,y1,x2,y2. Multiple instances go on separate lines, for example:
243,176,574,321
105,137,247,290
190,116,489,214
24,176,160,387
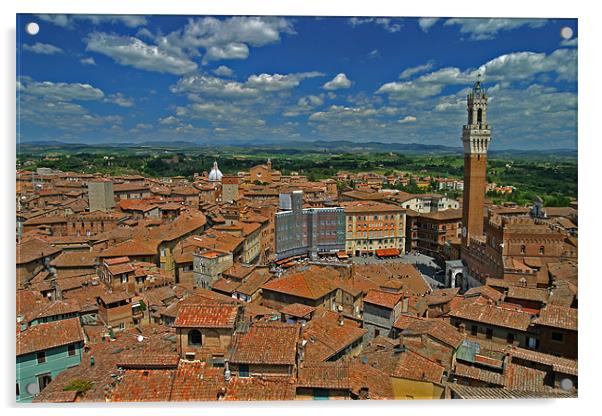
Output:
461,76,491,246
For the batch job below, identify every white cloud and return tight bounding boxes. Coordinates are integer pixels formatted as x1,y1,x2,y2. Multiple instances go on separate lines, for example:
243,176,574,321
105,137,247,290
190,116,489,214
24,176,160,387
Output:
418,18,440,32
171,71,323,98
323,73,352,90
164,16,295,63
17,78,124,131
377,48,577,100
444,18,547,40
20,79,105,101
80,57,96,66
22,42,63,55
37,14,147,28
158,116,179,125
348,17,404,33
204,43,249,62
398,116,417,123
376,80,445,100
298,94,324,107
247,72,323,91
560,37,578,47
107,92,134,107
308,105,402,123
367,49,380,59
213,65,234,77
85,32,197,75
171,75,259,98
399,61,434,79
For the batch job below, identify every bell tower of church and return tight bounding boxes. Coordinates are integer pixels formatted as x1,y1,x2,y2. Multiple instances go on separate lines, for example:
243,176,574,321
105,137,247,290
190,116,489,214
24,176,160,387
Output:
461,76,492,246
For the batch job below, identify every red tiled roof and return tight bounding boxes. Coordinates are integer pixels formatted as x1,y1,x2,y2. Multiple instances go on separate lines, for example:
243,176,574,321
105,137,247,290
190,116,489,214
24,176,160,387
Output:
454,363,505,386
505,363,547,391
391,350,445,383
173,304,239,328
169,361,224,401
224,376,296,401
449,302,533,331
16,317,84,356
534,304,577,331
261,266,338,300
280,303,316,318
363,289,402,309
403,318,465,349
229,322,300,365
116,353,181,369
110,369,175,402
506,286,549,303
16,238,62,265
297,362,351,389
508,347,577,376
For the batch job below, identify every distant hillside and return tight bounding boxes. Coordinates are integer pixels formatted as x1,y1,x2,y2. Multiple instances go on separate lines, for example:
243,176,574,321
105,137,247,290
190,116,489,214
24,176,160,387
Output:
17,139,576,157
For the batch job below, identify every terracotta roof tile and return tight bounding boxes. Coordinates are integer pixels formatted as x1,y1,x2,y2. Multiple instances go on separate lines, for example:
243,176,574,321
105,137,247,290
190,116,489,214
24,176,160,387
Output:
534,304,577,331
449,302,533,331
297,362,351,389
454,363,505,386
16,317,84,356
116,353,181,369
261,266,339,300
110,369,175,402
174,304,239,328
302,311,366,362
279,303,316,318
363,289,402,309
403,318,465,349
506,286,549,303
230,322,300,365
391,350,445,383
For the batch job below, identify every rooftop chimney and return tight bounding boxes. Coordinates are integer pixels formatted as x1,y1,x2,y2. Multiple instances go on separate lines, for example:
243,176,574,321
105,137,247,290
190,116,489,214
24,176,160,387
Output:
224,360,231,382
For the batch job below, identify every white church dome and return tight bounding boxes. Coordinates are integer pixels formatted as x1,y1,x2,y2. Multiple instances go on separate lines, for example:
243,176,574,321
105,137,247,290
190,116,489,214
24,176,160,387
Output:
208,161,223,182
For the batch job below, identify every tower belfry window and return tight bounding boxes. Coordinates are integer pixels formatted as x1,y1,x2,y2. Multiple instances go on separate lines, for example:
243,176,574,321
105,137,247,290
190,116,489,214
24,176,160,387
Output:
477,108,483,124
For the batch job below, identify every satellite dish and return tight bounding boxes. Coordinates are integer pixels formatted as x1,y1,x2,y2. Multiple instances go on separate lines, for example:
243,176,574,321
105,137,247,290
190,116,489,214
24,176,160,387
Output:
136,335,144,342
560,378,574,391
26,382,40,395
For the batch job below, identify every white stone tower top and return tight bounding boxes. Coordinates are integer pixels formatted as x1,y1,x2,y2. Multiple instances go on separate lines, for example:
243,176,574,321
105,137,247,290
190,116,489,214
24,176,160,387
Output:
462,76,492,155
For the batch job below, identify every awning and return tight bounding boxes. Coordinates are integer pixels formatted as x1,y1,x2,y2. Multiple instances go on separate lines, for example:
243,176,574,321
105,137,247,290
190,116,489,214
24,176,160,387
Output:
336,251,349,259
375,248,400,257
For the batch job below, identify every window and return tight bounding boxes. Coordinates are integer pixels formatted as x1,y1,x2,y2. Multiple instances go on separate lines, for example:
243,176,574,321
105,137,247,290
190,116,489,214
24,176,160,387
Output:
68,344,76,357
486,328,493,339
470,325,478,336
239,364,250,378
374,329,380,338
520,245,526,254
551,332,564,342
313,388,330,400
212,355,225,368
507,333,515,344
37,351,46,364
16,382,19,397
37,373,52,392
539,246,545,255
118,322,125,330
527,337,540,349
188,329,202,346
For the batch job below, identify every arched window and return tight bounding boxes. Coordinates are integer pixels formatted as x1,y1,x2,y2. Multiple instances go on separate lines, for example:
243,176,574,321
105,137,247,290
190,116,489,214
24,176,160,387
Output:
188,329,202,346
477,108,483,124
539,246,545,255
520,245,526,255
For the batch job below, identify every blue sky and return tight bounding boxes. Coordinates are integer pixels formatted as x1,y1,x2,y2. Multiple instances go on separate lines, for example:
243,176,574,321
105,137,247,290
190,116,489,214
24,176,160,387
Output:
16,15,577,150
